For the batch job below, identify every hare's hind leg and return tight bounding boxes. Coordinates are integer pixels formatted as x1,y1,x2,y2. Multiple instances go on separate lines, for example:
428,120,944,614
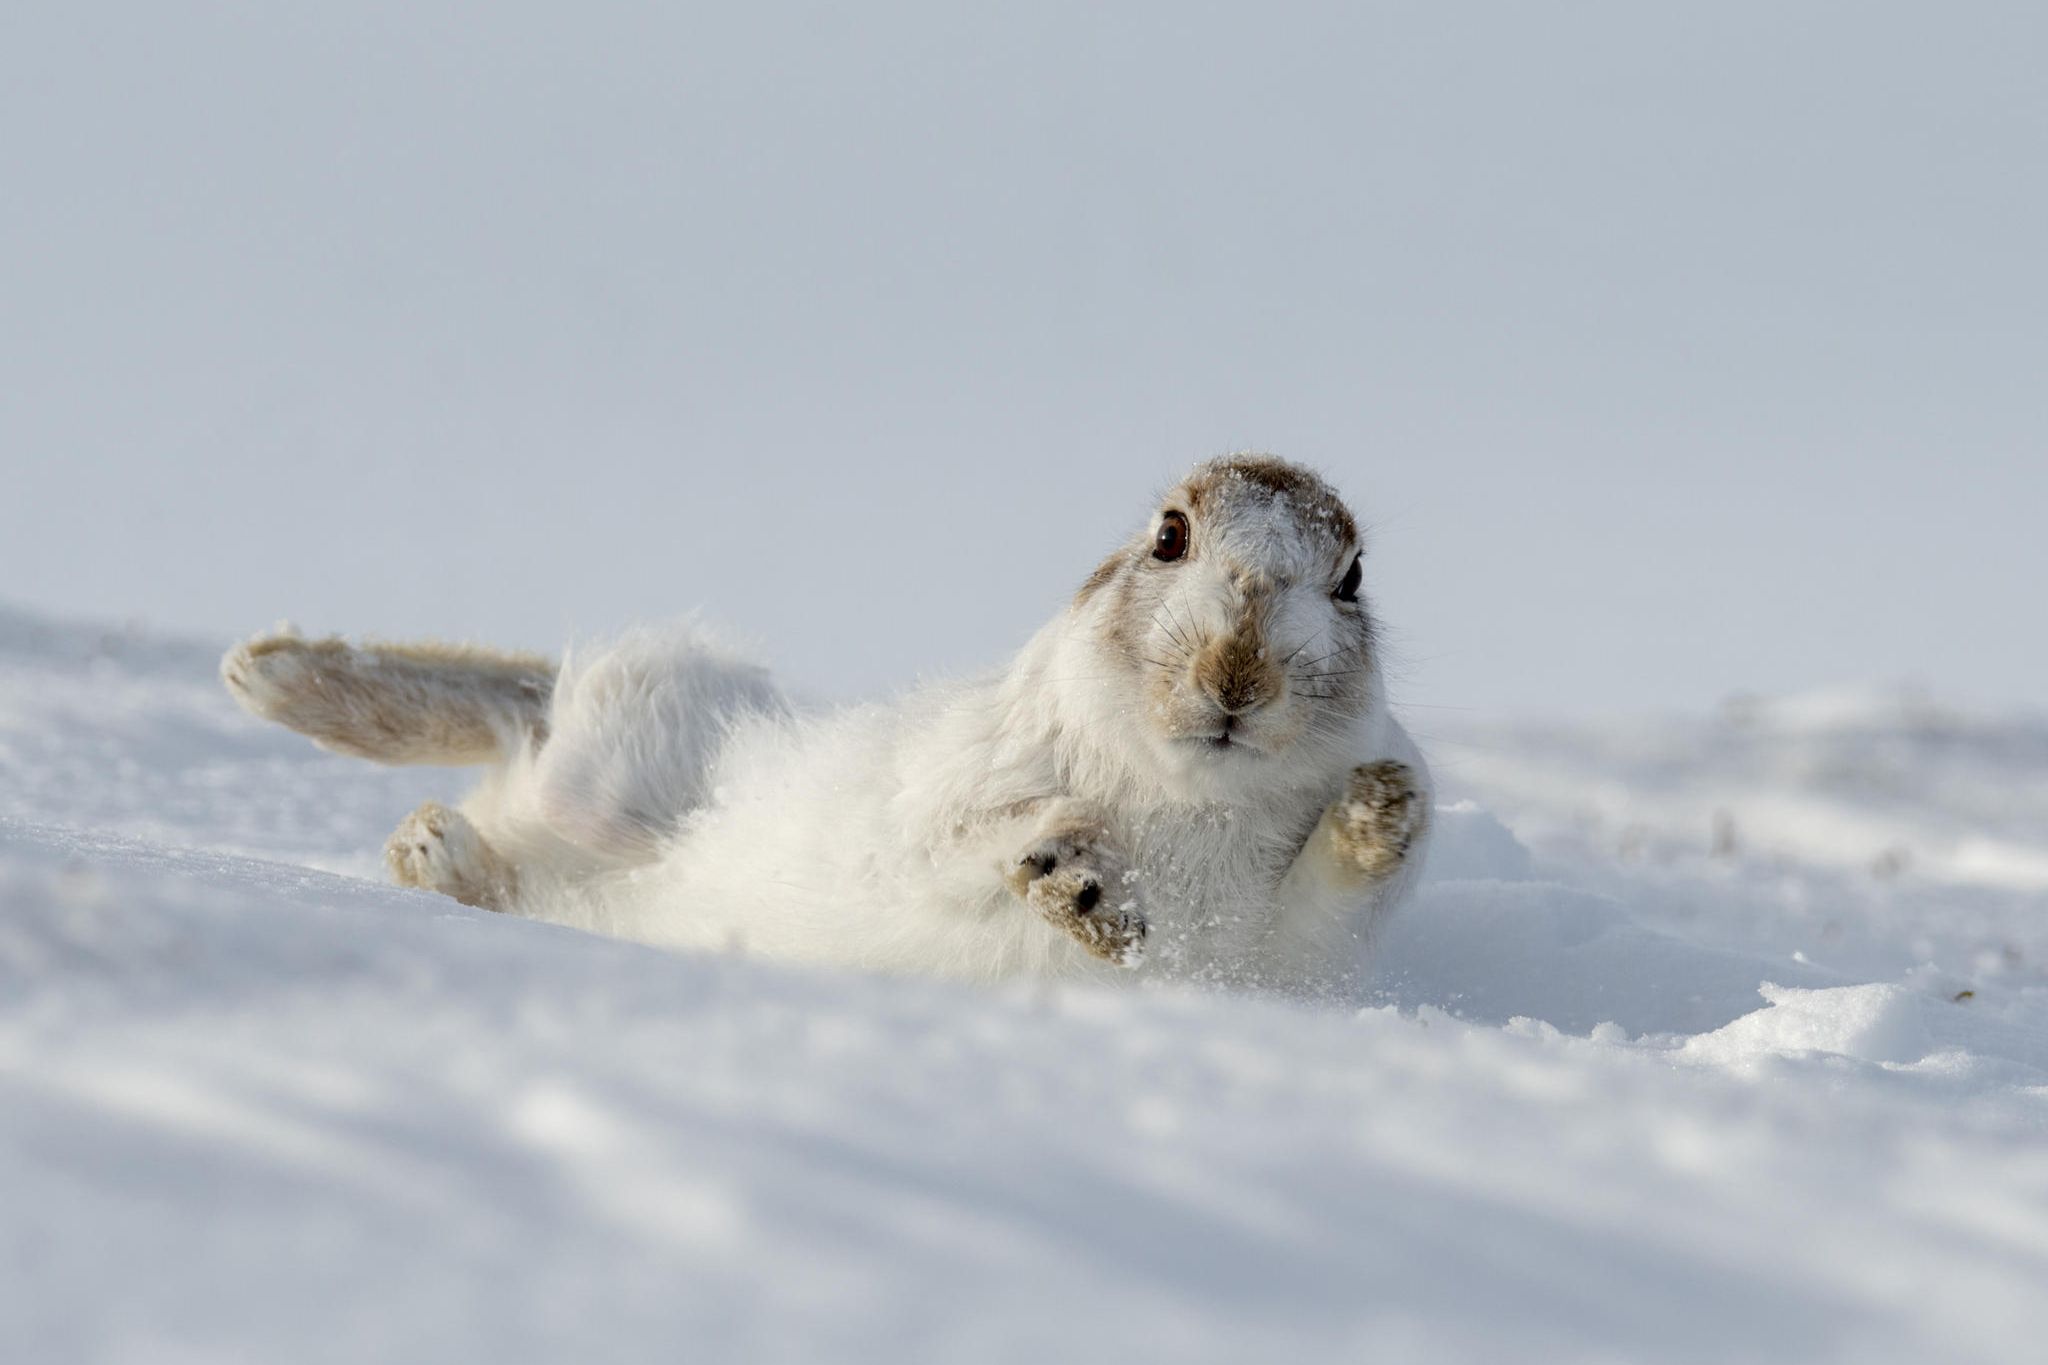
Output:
386,801,519,910
223,630,554,765
532,628,787,861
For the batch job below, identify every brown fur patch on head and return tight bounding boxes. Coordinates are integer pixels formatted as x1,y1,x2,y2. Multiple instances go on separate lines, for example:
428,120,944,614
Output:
1073,551,1122,606
1182,453,1359,548
1077,546,1148,667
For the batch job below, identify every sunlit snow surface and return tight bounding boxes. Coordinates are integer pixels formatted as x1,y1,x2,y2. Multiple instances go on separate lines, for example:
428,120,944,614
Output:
3,603,2044,1363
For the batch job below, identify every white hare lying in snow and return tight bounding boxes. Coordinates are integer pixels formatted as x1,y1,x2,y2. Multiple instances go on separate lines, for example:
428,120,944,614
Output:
223,453,1430,995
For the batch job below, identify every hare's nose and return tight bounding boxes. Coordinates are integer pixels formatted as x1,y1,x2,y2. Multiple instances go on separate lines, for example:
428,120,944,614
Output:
1211,674,1270,715
1216,690,1267,717
1197,630,1278,716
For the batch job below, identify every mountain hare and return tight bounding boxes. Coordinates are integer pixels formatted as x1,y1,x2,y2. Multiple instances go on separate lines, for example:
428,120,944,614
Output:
223,454,1430,995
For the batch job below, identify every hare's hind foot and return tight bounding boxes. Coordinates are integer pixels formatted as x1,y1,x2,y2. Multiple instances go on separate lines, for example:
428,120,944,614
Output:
386,801,518,911
222,629,553,765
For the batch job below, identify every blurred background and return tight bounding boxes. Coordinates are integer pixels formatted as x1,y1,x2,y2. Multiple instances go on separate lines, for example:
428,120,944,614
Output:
3,1,2042,717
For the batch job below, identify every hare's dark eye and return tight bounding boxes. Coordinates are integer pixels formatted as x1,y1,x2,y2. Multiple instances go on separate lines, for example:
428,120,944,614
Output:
1334,554,1362,603
1153,511,1190,562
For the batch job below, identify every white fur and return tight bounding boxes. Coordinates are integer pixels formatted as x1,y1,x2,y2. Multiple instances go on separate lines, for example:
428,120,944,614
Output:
458,630,1428,992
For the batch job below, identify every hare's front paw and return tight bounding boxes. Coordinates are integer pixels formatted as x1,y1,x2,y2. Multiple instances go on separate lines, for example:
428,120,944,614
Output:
1332,760,1426,882
1006,823,1147,967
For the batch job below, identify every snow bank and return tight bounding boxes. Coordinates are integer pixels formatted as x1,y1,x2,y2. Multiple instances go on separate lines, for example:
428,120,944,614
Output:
7,819,2048,1364
1377,880,1840,1037
3,602,2047,1362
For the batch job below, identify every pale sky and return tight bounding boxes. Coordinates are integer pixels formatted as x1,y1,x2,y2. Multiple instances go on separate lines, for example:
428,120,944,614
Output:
4,2,2043,717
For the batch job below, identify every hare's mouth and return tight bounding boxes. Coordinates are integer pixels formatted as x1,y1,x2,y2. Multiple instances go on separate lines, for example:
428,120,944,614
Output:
1156,697,1282,760
1189,725,1263,757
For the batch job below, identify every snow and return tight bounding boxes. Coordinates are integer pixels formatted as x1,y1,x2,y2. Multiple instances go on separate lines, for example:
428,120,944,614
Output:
3,600,2046,1362
1681,983,1931,1068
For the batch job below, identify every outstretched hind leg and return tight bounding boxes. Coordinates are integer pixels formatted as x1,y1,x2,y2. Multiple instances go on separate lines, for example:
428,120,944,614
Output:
386,801,519,911
223,630,554,765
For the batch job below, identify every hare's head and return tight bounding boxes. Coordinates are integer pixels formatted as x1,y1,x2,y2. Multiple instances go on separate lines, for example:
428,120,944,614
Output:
1067,454,1382,791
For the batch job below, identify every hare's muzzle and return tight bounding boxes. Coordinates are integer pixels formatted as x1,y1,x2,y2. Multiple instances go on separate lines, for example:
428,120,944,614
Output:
1195,622,1280,719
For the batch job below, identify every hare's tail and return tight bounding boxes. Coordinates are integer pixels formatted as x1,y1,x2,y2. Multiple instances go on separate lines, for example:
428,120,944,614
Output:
222,630,554,766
